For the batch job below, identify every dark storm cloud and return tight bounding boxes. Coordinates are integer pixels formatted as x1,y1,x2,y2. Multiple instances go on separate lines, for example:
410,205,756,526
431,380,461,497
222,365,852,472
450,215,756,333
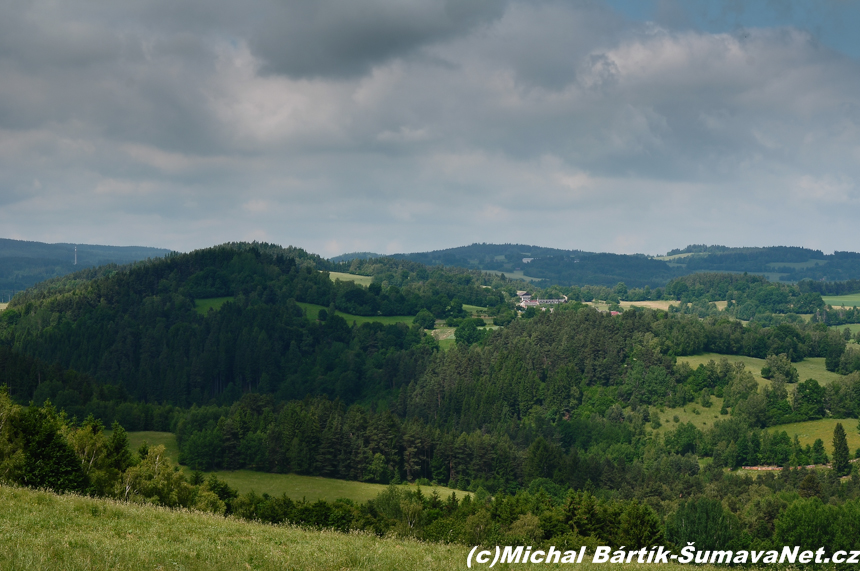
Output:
0,0,859,256
250,0,507,78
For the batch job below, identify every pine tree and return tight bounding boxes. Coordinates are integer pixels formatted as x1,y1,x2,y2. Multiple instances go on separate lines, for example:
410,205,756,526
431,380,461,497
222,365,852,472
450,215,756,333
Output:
832,422,850,476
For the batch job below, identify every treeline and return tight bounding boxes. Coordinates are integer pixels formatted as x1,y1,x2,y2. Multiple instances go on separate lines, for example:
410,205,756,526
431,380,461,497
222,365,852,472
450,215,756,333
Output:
6,390,860,555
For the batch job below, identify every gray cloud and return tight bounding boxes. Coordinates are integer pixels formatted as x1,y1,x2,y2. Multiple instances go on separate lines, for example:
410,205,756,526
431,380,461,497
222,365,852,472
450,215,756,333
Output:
0,0,859,257
251,0,507,78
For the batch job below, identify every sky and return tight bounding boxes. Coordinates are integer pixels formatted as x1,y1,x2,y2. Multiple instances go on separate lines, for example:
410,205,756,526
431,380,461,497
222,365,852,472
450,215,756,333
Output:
1,0,860,258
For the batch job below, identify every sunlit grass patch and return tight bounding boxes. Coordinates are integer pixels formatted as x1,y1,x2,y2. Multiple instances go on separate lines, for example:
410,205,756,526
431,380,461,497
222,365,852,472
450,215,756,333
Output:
193,297,234,315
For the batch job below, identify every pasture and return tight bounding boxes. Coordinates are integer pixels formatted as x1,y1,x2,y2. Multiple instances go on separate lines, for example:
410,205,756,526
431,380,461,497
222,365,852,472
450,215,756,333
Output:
765,418,860,456
766,260,828,270
0,484,730,571
649,400,726,436
482,269,542,283
618,300,675,311
677,353,845,386
653,253,695,261
297,302,414,326
193,296,235,315
0,302,6,311
327,271,373,287
462,304,487,315
823,293,860,308
0,485,469,571
832,323,860,335
125,432,468,503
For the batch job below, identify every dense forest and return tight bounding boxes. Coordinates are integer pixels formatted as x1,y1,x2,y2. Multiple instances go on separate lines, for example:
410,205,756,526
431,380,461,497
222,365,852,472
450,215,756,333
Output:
4,242,860,552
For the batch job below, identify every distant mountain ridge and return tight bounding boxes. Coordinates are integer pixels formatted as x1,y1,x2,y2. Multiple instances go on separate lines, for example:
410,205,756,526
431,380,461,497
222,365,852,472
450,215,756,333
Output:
0,237,171,300
339,242,860,288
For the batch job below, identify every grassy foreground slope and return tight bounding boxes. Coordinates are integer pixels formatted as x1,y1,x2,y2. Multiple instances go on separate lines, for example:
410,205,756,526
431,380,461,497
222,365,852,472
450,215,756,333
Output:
0,485,465,571
0,485,724,571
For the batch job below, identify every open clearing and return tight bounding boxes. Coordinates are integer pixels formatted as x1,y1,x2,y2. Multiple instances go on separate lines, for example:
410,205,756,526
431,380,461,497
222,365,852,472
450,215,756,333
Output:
462,304,487,315
823,293,860,308
482,269,542,283
194,296,235,315
765,418,860,456
297,302,414,326
832,323,860,335
654,253,696,261
766,260,827,270
0,303,6,311
125,432,468,503
0,484,732,571
677,353,845,386
327,271,373,287
619,300,675,311
650,399,727,435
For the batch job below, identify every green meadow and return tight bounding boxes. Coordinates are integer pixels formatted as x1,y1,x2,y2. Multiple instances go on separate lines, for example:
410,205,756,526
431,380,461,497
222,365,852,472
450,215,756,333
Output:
0,485,467,571
0,484,732,571
327,271,374,287
677,353,845,386
764,418,860,456
649,401,727,436
482,269,542,283
297,302,415,326
193,296,234,315
462,304,488,315
823,293,860,307
125,432,467,504
832,323,860,335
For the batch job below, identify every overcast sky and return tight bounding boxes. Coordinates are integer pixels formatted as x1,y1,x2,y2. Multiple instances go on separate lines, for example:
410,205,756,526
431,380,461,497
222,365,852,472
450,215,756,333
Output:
2,0,859,257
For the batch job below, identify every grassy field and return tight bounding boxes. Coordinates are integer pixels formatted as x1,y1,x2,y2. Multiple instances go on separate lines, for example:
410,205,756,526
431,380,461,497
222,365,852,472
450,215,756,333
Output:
482,269,542,283
618,300,675,311
194,296,235,315
0,302,6,311
832,323,860,335
462,304,488,316
650,400,727,435
125,432,467,503
297,302,415,326
327,271,373,287
126,431,182,462
766,260,827,270
823,294,860,308
653,253,695,261
765,418,860,456
0,484,731,571
0,485,468,571
677,353,845,386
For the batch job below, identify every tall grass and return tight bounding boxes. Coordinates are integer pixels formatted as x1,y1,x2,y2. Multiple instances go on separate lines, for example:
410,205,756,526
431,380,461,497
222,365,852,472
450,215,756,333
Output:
0,484,729,571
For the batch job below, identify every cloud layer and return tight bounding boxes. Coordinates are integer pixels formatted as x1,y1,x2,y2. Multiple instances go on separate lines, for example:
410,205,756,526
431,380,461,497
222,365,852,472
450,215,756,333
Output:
1,0,859,256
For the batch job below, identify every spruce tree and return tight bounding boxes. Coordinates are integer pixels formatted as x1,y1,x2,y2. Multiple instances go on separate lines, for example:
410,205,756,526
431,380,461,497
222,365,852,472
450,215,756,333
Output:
832,422,850,476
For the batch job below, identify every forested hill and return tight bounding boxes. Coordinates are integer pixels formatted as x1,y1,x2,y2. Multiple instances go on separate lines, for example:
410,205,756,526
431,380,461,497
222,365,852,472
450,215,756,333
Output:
0,237,171,301
370,243,860,286
0,243,510,406
376,243,683,288
664,245,860,282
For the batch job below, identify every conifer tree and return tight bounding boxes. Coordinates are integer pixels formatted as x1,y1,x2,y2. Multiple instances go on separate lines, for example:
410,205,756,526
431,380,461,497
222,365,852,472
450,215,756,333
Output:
832,422,850,476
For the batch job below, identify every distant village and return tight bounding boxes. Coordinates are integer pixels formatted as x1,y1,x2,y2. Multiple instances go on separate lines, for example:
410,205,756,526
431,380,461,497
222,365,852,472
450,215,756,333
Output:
516,290,567,308
516,290,621,315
